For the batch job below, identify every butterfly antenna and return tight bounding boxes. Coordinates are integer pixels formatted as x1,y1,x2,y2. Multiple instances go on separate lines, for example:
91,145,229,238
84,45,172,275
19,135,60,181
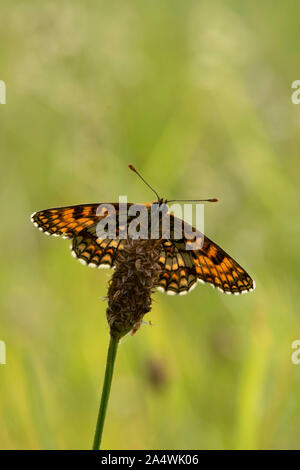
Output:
128,164,160,200
167,198,218,203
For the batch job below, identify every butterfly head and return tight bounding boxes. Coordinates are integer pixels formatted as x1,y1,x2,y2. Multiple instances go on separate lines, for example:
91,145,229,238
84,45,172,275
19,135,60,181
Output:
146,198,168,209
159,197,167,205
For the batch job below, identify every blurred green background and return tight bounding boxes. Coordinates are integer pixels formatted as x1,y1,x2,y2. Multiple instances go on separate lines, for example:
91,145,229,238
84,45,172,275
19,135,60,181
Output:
1,0,300,450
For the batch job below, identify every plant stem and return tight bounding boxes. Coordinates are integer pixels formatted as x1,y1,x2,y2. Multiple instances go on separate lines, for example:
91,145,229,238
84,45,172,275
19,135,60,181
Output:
92,334,119,450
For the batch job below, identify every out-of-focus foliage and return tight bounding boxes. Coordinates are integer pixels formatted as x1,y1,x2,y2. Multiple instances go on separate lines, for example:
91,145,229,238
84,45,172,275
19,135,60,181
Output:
0,0,300,450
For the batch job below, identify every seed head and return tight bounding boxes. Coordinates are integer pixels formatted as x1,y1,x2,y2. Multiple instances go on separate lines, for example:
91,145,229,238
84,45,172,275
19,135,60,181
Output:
106,239,161,339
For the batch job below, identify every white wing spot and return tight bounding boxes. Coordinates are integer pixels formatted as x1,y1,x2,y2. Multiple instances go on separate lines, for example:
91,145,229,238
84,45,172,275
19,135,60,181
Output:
188,282,197,292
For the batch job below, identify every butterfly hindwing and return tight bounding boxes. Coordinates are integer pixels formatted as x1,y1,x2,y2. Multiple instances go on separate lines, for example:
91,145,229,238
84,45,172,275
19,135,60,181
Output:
71,234,125,269
156,213,255,295
156,237,254,296
156,241,197,295
31,203,139,269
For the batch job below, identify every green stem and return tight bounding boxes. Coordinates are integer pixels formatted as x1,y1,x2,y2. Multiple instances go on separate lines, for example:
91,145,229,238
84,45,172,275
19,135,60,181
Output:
92,334,119,450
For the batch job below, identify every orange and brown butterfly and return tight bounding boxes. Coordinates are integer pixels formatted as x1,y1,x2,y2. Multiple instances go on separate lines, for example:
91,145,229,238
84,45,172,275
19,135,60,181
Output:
31,165,255,296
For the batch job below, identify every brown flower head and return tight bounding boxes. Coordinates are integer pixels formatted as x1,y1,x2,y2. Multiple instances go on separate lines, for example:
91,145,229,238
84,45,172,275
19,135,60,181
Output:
106,238,161,339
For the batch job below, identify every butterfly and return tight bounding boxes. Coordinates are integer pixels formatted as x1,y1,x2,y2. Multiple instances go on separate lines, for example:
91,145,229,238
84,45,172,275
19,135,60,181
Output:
31,166,255,296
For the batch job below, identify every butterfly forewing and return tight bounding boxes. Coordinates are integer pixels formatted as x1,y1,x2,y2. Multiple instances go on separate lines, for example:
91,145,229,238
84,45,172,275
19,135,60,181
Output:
31,204,103,238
